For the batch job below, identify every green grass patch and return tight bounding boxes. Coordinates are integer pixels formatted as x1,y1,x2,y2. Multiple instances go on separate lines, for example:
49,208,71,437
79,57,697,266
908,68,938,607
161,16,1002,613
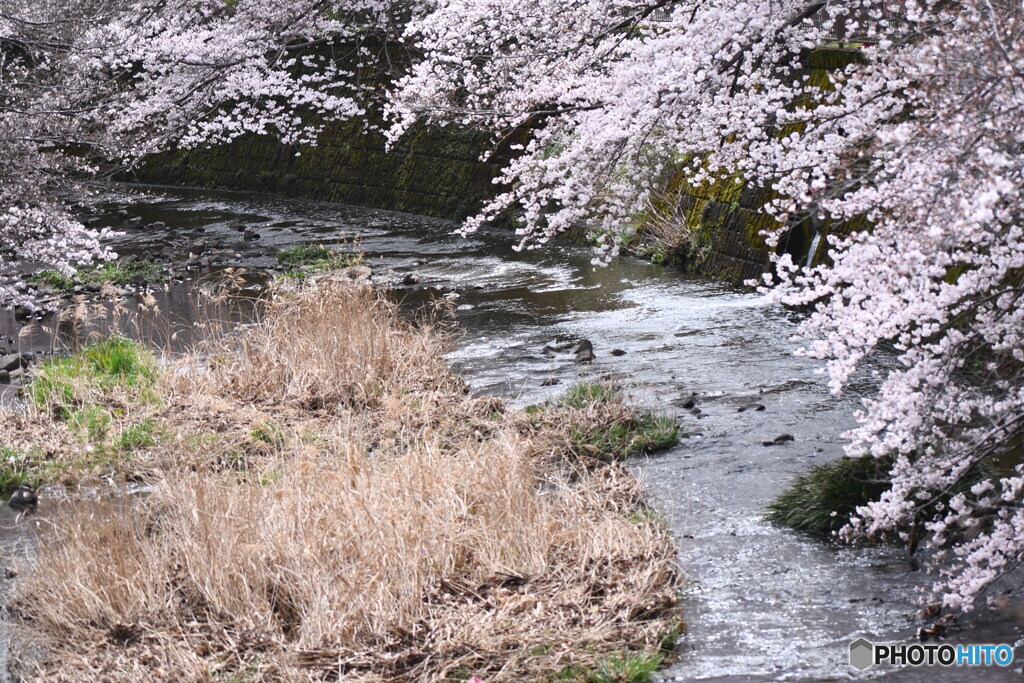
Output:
557,384,680,461
0,446,72,490
28,336,159,414
115,418,160,451
631,415,680,452
28,261,164,292
0,446,31,491
554,651,663,682
562,383,619,409
570,414,679,460
276,244,362,278
68,406,113,443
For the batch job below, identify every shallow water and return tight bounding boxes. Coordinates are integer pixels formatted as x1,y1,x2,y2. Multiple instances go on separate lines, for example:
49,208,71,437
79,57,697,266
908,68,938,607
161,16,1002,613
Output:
3,185,1022,680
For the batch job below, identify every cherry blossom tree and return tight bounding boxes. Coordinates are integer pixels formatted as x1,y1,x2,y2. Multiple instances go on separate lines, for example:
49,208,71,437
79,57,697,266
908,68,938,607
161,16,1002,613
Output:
388,0,1024,612
0,0,404,304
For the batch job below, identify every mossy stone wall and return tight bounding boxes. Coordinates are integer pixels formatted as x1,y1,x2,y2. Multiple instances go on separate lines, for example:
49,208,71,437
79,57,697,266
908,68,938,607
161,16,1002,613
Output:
650,48,865,284
137,38,517,221
139,118,513,220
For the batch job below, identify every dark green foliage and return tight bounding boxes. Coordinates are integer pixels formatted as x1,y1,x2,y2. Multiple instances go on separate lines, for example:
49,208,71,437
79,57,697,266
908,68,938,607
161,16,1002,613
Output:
767,455,999,536
766,457,891,534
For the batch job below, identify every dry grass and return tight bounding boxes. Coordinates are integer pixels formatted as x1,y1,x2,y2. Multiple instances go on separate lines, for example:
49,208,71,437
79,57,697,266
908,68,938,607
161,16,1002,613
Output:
4,283,683,681
187,285,457,410
630,189,706,266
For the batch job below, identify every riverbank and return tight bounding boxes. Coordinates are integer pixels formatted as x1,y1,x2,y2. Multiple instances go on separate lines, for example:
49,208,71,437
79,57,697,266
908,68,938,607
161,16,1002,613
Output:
2,283,682,681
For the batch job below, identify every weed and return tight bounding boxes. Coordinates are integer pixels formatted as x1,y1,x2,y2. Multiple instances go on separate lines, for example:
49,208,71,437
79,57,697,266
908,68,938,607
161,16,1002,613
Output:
68,406,112,443
766,456,892,534
631,415,680,452
562,383,619,409
115,419,159,451
555,651,663,682
570,414,679,461
0,446,30,491
28,261,164,293
591,651,663,683
626,506,667,529
250,419,286,449
276,244,362,278
768,454,996,537
28,336,157,414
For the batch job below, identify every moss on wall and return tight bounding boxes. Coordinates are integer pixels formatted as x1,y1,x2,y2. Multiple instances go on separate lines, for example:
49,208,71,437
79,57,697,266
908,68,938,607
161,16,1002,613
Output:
630,48,865,284
136,37,520,221
138,117,514,221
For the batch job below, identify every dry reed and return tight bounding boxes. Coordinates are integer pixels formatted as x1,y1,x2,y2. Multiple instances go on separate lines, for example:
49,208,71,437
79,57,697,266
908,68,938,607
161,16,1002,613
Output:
5,283,683,681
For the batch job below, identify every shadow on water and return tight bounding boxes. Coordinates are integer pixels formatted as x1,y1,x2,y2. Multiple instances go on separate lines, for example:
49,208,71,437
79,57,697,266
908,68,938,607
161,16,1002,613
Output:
1,184,1022,680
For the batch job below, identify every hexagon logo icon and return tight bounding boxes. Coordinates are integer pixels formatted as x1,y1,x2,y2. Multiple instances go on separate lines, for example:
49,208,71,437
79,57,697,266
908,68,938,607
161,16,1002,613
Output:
849,637,875,671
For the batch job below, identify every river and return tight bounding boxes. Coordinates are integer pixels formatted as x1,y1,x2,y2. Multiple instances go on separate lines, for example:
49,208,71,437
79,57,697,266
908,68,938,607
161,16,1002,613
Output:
2,185,1022,681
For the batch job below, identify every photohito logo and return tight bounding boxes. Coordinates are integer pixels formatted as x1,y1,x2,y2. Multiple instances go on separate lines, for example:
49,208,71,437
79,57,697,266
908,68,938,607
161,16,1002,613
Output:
850,637,1015,670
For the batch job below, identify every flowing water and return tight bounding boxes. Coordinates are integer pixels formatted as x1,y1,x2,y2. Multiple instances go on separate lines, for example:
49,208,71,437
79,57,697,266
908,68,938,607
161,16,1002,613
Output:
2,185,1022,680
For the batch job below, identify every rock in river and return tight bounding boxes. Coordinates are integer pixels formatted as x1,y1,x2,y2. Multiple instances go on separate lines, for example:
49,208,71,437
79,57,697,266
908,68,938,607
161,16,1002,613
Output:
572,339,596,363
0,353,28,373
8,485,37,514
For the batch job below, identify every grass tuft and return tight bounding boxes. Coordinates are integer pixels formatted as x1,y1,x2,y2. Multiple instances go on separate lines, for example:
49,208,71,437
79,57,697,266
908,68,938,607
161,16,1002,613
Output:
0,446,31,491
768,454,998,537
28,261,164,293
27,336,158,415
553,384,679,461
276,243,362,278
766,457,892,534
562,382,619,409
555,650,664,682
115,418,160,451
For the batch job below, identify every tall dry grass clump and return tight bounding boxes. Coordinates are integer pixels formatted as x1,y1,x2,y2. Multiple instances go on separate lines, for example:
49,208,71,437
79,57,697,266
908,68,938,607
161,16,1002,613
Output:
6,283,682,681
193,284,456,409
